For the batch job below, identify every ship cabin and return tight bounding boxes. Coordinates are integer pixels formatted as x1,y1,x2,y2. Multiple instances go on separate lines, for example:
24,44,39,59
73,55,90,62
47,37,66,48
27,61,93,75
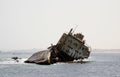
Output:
57,29,90,60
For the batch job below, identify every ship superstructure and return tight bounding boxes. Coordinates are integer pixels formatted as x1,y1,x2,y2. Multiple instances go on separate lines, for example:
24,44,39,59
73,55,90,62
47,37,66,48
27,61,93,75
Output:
25,28,91,64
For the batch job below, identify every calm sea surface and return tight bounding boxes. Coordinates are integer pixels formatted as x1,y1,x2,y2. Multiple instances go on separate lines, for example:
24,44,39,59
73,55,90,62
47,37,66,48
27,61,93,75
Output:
0,51,120,77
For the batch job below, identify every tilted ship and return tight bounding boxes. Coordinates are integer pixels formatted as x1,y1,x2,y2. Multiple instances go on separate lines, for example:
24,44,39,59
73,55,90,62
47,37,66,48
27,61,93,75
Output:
25,28,91,65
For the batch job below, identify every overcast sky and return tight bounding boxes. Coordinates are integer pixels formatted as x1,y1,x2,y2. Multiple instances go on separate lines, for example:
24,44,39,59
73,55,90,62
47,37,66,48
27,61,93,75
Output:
0,0,120,50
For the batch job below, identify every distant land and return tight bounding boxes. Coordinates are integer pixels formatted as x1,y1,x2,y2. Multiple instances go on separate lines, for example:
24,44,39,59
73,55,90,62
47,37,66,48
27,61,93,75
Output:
0,49,120,53
0,48,41,53
93,49,120,53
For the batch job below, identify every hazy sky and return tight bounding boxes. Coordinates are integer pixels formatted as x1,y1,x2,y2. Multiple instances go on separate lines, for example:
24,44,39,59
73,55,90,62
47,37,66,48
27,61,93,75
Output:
0,0,120,50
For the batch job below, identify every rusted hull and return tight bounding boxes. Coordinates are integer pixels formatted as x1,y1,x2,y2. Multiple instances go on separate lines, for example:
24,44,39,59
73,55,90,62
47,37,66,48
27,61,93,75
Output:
24,28,91,65
25,47,90,65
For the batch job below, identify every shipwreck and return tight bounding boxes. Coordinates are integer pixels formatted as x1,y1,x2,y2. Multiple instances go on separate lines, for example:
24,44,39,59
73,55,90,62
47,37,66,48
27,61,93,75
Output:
25,28,91,65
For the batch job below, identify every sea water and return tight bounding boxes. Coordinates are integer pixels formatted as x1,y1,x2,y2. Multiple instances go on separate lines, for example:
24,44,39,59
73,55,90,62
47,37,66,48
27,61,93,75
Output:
0,50,120,77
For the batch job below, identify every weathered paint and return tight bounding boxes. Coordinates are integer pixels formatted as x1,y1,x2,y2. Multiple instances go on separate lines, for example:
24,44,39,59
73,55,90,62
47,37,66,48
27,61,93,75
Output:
25,28,90,65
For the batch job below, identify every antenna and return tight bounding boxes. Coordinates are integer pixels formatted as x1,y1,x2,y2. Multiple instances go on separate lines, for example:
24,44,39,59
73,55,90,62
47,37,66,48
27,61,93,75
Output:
72,25,78,33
